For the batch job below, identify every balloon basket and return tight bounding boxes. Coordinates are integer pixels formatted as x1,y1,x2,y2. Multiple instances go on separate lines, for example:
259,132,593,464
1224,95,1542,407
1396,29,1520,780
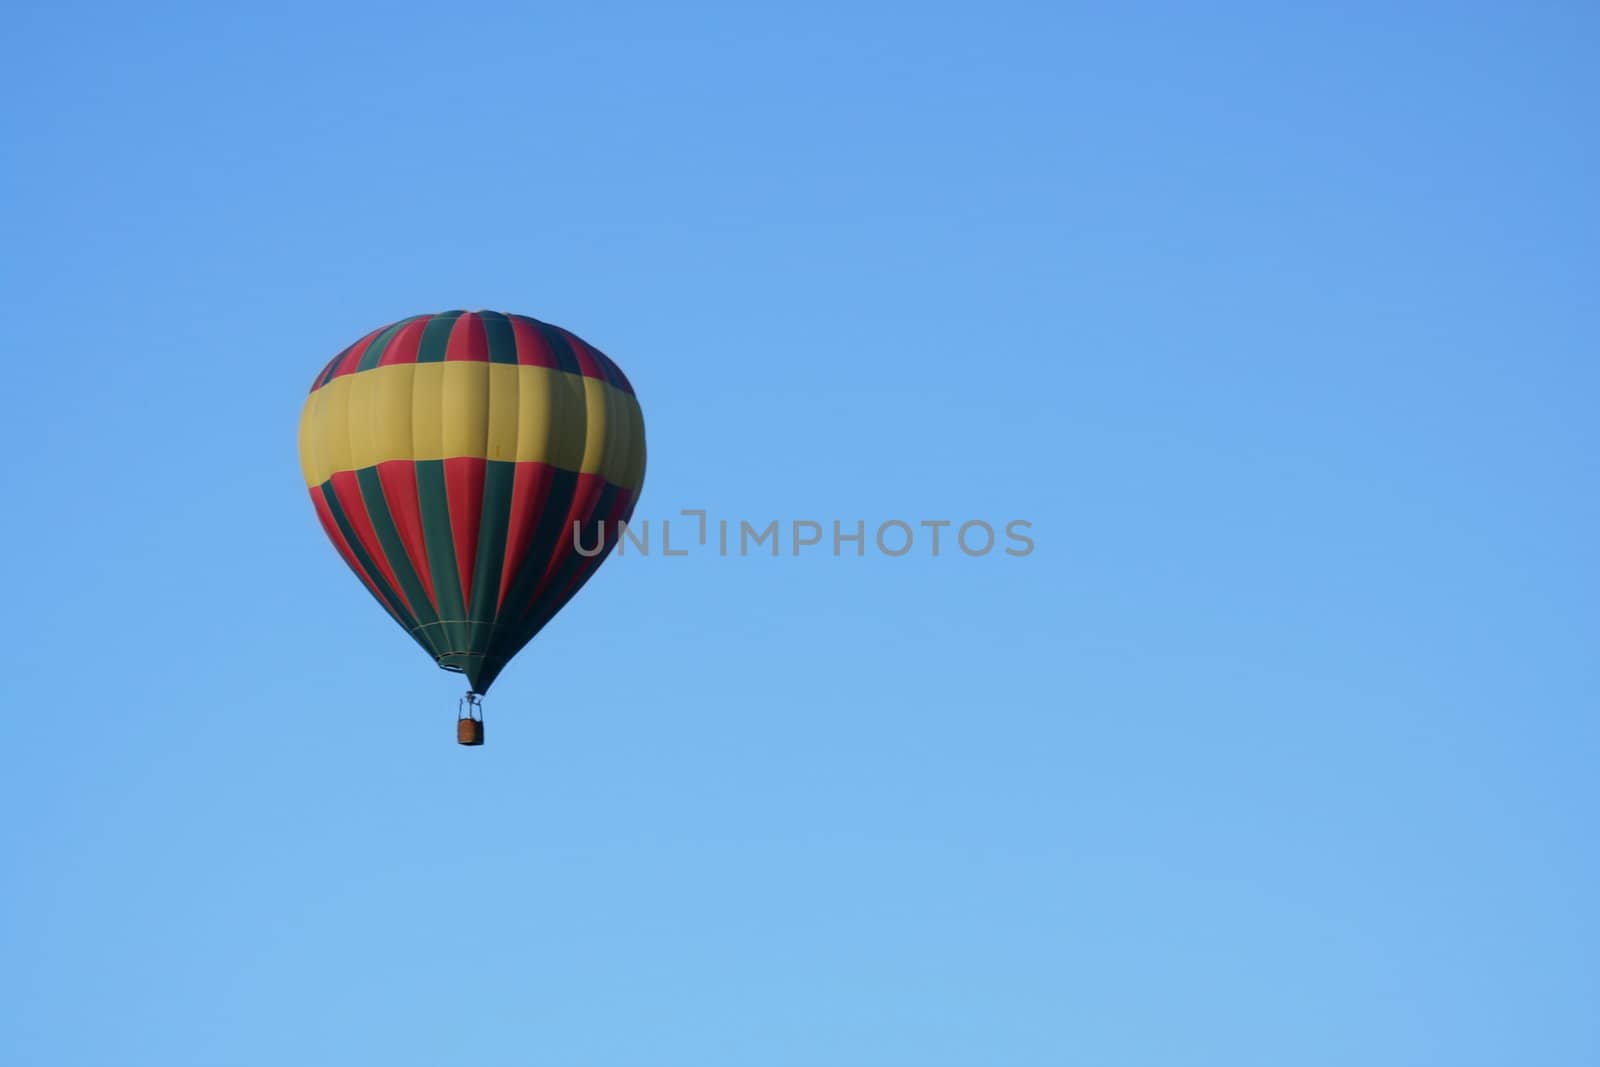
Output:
457,692,484,746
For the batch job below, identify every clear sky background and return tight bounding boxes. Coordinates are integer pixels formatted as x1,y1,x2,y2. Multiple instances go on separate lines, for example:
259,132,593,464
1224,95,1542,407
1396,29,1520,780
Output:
2,3,1596,1065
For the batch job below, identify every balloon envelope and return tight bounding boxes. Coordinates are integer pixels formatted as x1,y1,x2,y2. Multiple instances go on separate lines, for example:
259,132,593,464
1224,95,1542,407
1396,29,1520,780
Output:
297,310,646,693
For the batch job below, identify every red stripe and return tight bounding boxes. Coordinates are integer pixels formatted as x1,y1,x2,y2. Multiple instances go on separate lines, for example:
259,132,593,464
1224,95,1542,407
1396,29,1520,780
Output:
446,312,490,362
444,457,486,606
378,316,429,367
568,483,635,590
559,327,606,381
329,471,413,615
513,471,610,628
376,459,436,610
311,490,403,626
508,315,558,368
496,461,556,611
314,315,635,390
309,352,342,393
595,347,636,395
523,483,636,634
327,326,384,383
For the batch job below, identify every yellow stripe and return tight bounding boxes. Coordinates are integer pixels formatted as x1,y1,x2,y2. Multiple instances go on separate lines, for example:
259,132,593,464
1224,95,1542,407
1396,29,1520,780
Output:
411,362,445,460
298,363,646,490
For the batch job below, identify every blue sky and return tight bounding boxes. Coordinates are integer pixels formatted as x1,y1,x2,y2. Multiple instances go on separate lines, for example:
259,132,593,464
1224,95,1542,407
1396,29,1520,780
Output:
2,3,1596,1064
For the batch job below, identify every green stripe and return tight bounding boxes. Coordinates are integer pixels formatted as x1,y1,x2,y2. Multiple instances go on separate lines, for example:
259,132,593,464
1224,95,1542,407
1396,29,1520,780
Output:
318,483,424,640
316,342,356,388
463,460,515,661
488,485,629,693
354,466,444,651
355,316,420,373
472,467,579,690
414,459,469,655
529,318,582,375
482,311,519,365
416,311,463,363
525,483,621,635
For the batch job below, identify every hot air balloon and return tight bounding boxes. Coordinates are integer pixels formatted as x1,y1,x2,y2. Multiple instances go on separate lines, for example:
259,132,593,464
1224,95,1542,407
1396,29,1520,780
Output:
297,311,646,745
